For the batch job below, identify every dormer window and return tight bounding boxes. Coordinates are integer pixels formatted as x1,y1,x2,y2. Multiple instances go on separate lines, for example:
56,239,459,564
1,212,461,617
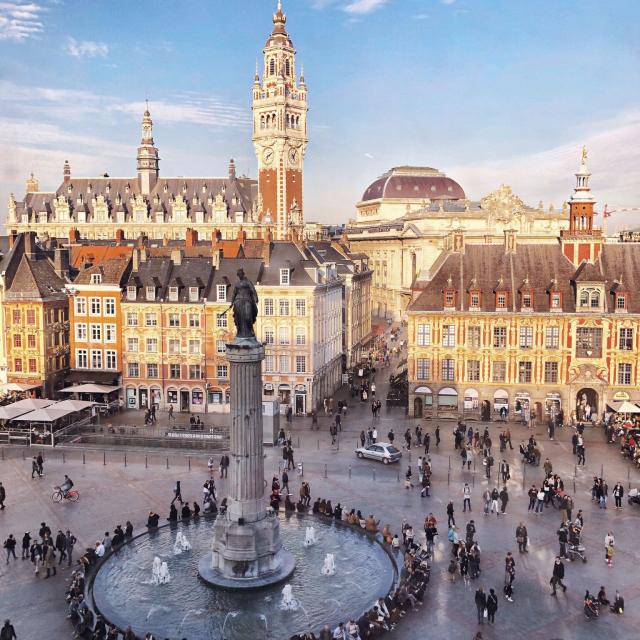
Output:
216,284,226,302
126,285,136,301
189,287,199,302
469,291,480,309
550,292,562,310
496,292,507,309
280,269,290,286
168,286,179,302
521,292,532,309
444,290,455,307
146,286,155,301
578,286,603,311
590,291,600,308
90,273,102,285
616,294,627,310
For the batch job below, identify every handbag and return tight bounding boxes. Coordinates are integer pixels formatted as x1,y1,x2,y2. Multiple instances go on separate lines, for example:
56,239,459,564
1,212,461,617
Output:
483,607,488,619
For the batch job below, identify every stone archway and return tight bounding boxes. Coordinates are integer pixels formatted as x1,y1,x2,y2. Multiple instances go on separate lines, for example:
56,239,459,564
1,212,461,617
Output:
414,397,423,418
576,388,598,422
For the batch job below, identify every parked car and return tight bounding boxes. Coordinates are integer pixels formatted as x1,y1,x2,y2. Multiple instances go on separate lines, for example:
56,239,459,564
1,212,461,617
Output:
386,391,407,407
355,442,402,464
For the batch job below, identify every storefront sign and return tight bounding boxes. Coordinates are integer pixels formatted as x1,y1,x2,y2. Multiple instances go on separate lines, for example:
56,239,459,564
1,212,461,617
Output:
166,431,223,441
613,391,630,401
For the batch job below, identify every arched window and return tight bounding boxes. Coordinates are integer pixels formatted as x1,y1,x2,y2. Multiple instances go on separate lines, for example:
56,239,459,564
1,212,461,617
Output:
579,291,589,307
590,291,600,308
260,115,265,129
269,58,275,75
285,59,290,76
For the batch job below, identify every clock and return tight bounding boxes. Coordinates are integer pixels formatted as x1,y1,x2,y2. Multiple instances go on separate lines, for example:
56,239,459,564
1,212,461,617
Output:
288,148,298,164
262,148,274,165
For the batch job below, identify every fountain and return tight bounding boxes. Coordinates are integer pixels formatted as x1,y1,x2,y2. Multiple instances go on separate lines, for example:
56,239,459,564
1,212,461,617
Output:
279,584,299,611
321,553,336,576
303,527,317,547
174,532,191,555
151,557,171,585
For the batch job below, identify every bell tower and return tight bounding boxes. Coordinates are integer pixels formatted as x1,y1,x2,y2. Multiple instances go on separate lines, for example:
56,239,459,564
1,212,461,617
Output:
252,0,308,240
137,105,160,195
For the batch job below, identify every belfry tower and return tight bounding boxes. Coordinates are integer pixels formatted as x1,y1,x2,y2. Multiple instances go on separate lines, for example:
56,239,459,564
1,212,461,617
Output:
252,0,308,240
137,106,160,195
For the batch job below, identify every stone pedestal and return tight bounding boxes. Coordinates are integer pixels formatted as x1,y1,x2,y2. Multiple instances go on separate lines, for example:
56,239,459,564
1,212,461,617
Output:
199,337,295,589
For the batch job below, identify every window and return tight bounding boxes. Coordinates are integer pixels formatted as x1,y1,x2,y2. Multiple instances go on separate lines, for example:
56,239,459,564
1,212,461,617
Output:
518,361,532,383
126,285,136,301
469,292,480,308
216,313,227,328
467,360,480,381
279,326,290,345
146,286,155,301
76,349,88,368
90,350,102,368
188,287,199,302
264,298,274,316
89,297,101,315
167,389,177,404
169,364,181,379
14,358,22,372
576,327,602,358
91,273,102,284
28,358,37,373
168,339,181,354
189,364,201,379
145,313,157,327
442,324,455,347
168,313,180,327
496,292,507,309
75,297,86,315
279,355,289,373
146,338,158,353
492,361,506,382
126,337,139,352
13,334,21,348
441,358,455,381
295,299,306,316
104,298,116,316
265,355,275,372
168,286,179,302
26,309,36,325
417,324,431,346
493,326,506,348
468,325,481,349
279,299,290,316
590,291,600,308
416,358,431,380
147,363,158,378
619,328,633,351
444,290,455,307
126,312,138,327
544,361,558,383
190,339,201,354
105,350,117,370
616,294,627,310
264,327,274,345
579,291,589,307
519,326,533,349
27,334,36,349
296,327,306,345
90,324,102,342
128,362,139,377
11,309,21,325
545,326,559,349
280,269,290,285
521,292,532,309
618,363,632,385
105,324,116,343
296,355,306,373
216,340,225,354
217,364,228,378
216,284,227,302
551,293,561,309
189,313,200,328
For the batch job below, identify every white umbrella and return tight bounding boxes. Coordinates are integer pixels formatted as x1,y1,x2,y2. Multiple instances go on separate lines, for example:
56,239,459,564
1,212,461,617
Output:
615,400,640,414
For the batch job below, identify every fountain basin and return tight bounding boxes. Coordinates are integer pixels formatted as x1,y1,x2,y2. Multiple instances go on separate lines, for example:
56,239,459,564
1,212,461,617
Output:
90,514,397,640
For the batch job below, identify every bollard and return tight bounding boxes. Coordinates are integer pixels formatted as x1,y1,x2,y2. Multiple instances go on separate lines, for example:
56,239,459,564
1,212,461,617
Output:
166,457,169,469
373,469,376,481
1,448,4,461
574,465,577,478
103,451,106,466
324,464,327,479
83,451,85,465
317,440,320,451
22,449,25,460
601,463,604,479
63,451,65,464
145,455,148,469
337,436,340,451
124,452,127,467
397,470,400,482
349,466,352,479
573,478,576,494
447,470,450,486
188,457,191,471
297,436,300,448
448,456,451,470
472,473,475,488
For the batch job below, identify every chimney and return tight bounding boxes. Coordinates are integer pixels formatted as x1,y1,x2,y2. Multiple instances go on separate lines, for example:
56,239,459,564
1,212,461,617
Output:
8,230,17,249
186,228,198,247
228,158,236,180
452,229,465,254
140,248,147,263
162,234,168,247
212,248,222,269
137,234,146,249
69,227,80,244
24,231,37,258
115,229,125,245
26,172,39,193
504,229,517,254
237,226,246,242
53,247,70,278
63,160,71,183
262,231,272,266
171,249,183,266
132,248,139,272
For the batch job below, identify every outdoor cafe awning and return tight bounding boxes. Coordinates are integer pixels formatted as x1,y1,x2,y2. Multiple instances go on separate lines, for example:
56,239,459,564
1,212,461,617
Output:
60,384,121,394
53,400,96,412
614,400,640,414
14,407,79,423
0,399,54,421
0,383,41,392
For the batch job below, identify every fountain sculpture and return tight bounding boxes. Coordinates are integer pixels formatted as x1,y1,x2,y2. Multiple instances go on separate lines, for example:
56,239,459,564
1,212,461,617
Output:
152,557,171,585
279,584,299,611
303,527,317,547
321,554,336,576
174,532,191,555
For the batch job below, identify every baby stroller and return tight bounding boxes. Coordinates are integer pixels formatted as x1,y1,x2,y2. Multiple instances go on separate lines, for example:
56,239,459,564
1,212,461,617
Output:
568,528,587,563
628,488,640,506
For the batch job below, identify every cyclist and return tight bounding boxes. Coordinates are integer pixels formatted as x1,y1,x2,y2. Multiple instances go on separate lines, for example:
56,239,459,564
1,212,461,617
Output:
60,475,74,498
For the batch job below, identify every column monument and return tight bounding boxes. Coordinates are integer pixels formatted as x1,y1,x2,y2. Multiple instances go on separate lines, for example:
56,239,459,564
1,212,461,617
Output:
198,268,295,588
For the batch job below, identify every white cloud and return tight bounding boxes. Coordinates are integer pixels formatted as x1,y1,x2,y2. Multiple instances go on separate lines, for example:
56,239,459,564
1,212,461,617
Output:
343,0,388,15
65,37,109,58
0,1,44,40
364,152,374,159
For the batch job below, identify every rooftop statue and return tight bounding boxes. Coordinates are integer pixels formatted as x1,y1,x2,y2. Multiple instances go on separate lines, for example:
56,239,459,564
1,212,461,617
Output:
229,268,259,339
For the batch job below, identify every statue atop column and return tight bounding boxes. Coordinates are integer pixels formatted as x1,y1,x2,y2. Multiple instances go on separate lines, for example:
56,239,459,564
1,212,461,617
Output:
230,268,259,339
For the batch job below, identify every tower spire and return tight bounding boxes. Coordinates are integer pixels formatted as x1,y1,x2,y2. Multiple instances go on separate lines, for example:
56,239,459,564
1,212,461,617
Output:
137,104,159,194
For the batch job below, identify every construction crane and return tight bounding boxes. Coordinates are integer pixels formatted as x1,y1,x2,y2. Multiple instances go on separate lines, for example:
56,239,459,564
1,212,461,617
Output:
596,204,640,238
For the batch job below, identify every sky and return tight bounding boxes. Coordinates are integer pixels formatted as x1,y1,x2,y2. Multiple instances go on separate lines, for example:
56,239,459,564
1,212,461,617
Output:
0,0,639,228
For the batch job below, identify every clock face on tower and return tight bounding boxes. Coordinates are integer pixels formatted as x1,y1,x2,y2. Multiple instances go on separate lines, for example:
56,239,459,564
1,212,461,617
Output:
288,148,298,164
262,147,274,165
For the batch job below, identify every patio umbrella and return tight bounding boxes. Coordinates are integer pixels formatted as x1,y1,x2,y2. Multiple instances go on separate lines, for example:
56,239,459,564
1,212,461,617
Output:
615,400,640,414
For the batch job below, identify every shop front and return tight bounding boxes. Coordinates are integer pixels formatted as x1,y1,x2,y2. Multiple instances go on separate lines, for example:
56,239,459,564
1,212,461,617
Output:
545,392,562,422
126,386,137,409
278,384,291,406
493,389,509,418
515,391,531,424
294,384,307,416
413,386,433,418
437,387,459,416
463,388,480,417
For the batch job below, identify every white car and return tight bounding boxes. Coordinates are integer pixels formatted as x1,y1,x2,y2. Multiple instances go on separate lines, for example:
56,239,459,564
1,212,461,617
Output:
355,442,402,464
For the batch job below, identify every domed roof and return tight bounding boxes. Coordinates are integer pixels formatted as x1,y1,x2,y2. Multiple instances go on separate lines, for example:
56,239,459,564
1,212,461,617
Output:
361,166,465,202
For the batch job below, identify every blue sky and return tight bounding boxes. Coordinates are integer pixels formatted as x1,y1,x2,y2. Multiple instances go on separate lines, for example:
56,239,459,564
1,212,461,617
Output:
1,0,639,226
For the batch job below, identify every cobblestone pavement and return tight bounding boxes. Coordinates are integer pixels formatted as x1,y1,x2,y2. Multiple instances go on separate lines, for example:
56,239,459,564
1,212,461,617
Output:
1,348,639,639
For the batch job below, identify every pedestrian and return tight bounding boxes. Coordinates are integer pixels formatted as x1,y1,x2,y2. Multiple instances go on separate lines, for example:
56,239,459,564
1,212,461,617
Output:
446,501,455,527
605,530,615,566
557,522,569,559
424,431,430,454
282,469,290,496
527,485,537,511
484,454,493,479
504,552,515,597
31,456,39,479
0,482,5,510
550,557,567,595
500,460,510,484
65,530,76,567
360,430,366,447
486,588,498,623
372,428,377,444
613,482,624,509
463,483,472,512
311,410,318,430
55,530,66,565
505,428,513,450
577,443,586,466
3,535,17,563
482,488,491,515
0,620,17,640
220,453,229,478
571,430,578,455
499,486,509,514
168,404,174,421
474,586,487,624
490,488,499,515
435,425,440,448
515,522,528,553
535,487,545,513
43,542,56,578
171,480,183,505
21,532,31,560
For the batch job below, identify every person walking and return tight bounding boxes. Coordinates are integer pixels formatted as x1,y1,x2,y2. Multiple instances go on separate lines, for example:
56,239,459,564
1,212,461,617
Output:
515,523,528,553
43,542,56,578
0,620,17,640
31,457,39,479
3,535,17,564
605,530,615,566
550,557,566,595
171,480,183,505
535,487,545,514
54,530,66,565
0,482,5,510
613,483,624,509
281,469,290,496
577,443,586,466
435,425,440,448
499,486,509,514
21,533,31,560
474,586,487,624
486,588,498,623
557,522,569,560
424,432,430,454
505,428,513,450
482,489,491,516
527,485,537,511
65,530,76,567
463,483,472,512
167,404,174,422
490,488,500,515
446,501,455,528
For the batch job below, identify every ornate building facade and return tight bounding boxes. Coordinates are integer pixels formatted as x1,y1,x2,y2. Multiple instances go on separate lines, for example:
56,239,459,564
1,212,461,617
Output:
407,152,640,422
345,166,570,320
5,2,307,243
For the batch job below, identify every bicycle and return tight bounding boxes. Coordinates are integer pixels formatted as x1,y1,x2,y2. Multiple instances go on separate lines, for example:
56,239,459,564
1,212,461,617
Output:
51,486,79,503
